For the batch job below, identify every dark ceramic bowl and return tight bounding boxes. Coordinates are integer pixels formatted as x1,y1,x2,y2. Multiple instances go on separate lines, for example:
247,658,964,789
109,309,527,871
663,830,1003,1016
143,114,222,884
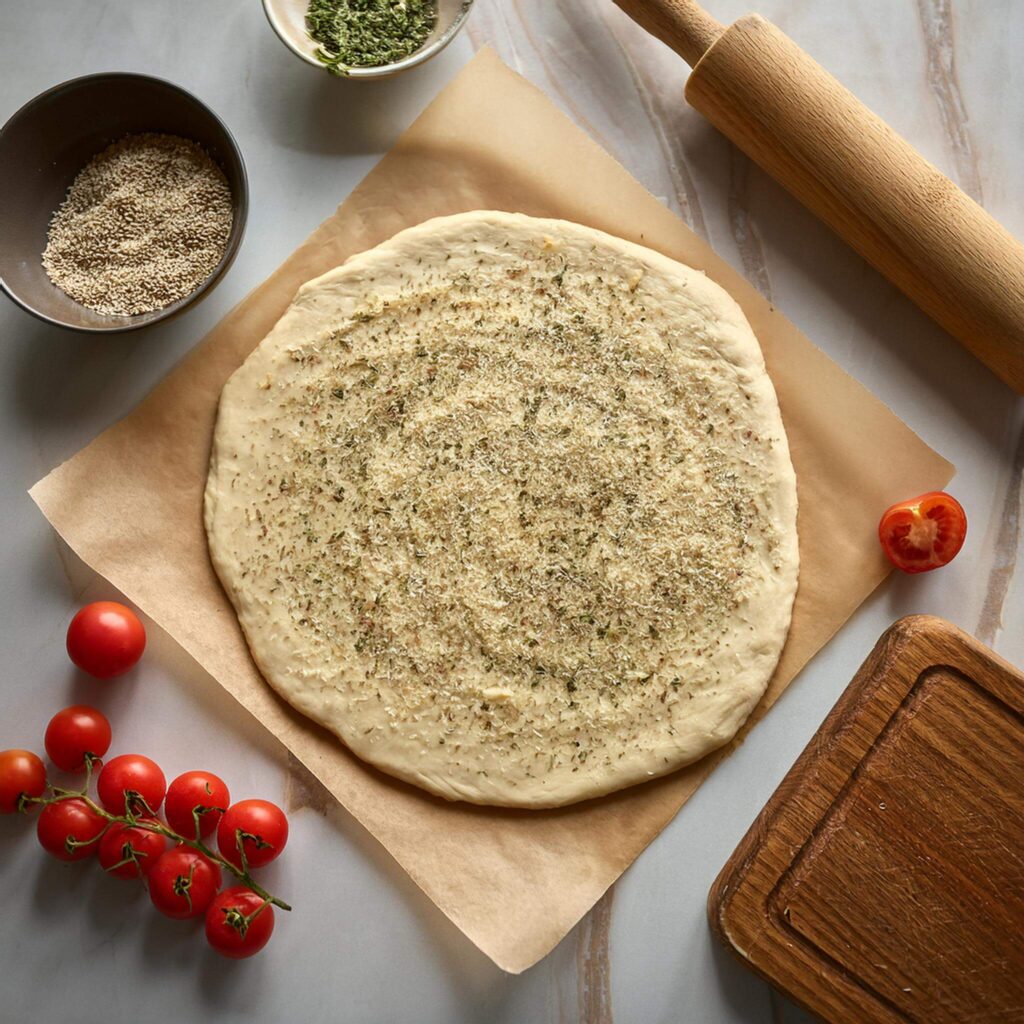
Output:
0,73,248,333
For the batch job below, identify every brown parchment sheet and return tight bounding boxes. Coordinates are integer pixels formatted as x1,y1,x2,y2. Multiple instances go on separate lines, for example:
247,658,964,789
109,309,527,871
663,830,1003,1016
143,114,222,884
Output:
30,49,953,973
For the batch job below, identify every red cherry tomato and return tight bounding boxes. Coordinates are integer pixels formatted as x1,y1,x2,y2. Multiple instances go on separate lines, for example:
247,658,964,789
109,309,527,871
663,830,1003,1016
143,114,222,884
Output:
164,771,230,840
217,799,289,870
98,820,168,879
44,705,112,773
148,848,222,919
97,754,166,816
878,491,967,574
36,798,107,861
66,601,146,679
205,887,275,959
0,749,47,814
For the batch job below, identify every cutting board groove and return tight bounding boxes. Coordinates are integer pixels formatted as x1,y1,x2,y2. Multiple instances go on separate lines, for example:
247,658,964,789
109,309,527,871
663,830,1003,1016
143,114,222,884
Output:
709,616,1024,1024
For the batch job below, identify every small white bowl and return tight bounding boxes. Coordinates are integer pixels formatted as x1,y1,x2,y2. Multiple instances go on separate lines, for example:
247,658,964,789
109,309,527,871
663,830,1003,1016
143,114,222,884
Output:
263,0,473,79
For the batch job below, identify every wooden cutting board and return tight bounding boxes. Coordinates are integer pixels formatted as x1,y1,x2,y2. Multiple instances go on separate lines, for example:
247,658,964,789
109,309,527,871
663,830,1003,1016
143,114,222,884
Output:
708,616,1024,1023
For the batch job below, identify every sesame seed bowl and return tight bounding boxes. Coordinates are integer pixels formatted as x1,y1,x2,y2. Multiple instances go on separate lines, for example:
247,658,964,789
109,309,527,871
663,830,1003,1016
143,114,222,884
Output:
0,73,248,333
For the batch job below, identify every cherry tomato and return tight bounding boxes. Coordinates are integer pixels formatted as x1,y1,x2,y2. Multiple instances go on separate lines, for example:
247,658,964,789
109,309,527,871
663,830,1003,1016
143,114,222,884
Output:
164,771,230,840
217,799,289,870
36,798,107,861
0,749,47,814
44,705,112,773
66,601,146,679
205,887,275,959
98,754,166,816
879,491,967,574
148,848,222,919
98,819,168,880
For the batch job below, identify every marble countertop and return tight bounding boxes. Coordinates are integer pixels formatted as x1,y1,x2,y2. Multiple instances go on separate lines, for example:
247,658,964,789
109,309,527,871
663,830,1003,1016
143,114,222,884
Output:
1,2,1021,1022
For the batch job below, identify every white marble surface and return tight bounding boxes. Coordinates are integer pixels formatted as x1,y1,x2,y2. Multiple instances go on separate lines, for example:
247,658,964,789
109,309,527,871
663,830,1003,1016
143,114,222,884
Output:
1,2,1022,1022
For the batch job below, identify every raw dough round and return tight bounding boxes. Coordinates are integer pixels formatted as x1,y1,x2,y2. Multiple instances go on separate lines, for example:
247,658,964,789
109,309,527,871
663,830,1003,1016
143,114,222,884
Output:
205,211,798,807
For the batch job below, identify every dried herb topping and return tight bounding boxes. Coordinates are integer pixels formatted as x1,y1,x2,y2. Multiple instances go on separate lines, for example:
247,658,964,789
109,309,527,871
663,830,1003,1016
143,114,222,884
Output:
306,0,438,74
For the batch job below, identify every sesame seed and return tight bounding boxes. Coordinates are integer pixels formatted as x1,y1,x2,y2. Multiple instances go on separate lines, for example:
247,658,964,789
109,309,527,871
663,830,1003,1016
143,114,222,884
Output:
41,133,233,316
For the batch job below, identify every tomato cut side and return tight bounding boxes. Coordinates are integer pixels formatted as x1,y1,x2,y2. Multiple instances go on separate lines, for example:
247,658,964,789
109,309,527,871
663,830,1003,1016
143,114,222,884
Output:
878,491,967,574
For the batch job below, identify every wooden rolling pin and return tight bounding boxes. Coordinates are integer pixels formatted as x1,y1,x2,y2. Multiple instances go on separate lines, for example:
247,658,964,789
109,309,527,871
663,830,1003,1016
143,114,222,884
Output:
613,0,1024,393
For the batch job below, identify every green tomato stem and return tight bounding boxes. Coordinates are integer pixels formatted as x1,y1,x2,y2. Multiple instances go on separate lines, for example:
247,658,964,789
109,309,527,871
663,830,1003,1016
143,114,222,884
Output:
27,769,292,913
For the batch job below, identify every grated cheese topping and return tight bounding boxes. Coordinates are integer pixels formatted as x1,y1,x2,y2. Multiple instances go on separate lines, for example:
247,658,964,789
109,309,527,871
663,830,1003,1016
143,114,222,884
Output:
206,212,799,807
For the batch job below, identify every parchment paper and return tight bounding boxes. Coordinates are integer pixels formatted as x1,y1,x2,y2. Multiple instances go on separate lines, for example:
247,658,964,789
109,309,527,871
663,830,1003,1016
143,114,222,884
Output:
30,49,953,973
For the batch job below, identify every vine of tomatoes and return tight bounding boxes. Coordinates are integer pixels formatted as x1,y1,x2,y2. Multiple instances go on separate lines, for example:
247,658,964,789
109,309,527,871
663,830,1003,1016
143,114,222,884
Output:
1,602,291,960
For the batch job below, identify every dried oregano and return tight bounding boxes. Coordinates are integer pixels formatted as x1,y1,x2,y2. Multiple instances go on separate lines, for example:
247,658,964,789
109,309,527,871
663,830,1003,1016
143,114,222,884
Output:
306,0,438,74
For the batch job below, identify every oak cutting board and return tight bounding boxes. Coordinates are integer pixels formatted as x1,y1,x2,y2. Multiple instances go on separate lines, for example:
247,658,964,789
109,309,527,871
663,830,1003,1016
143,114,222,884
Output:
708,616,1024,1024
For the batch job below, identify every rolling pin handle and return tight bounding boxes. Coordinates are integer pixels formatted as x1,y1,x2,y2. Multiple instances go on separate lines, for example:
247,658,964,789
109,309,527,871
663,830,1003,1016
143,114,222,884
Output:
612,0,724,67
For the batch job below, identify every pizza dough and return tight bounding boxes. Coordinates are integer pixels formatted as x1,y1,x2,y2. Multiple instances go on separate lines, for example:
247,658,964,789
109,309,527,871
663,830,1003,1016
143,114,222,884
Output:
205,211,799,807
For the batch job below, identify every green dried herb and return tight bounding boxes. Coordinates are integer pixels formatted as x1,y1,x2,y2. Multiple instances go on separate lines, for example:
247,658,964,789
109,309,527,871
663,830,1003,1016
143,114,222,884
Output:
307,0,438,75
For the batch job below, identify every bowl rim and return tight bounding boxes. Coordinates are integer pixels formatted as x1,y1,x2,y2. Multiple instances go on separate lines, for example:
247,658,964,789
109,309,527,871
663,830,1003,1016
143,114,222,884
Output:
262,0,474,79
0,71,250,335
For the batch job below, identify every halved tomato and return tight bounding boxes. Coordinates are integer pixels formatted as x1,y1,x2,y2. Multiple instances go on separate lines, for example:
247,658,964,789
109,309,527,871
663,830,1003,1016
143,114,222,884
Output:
878,491,966,574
